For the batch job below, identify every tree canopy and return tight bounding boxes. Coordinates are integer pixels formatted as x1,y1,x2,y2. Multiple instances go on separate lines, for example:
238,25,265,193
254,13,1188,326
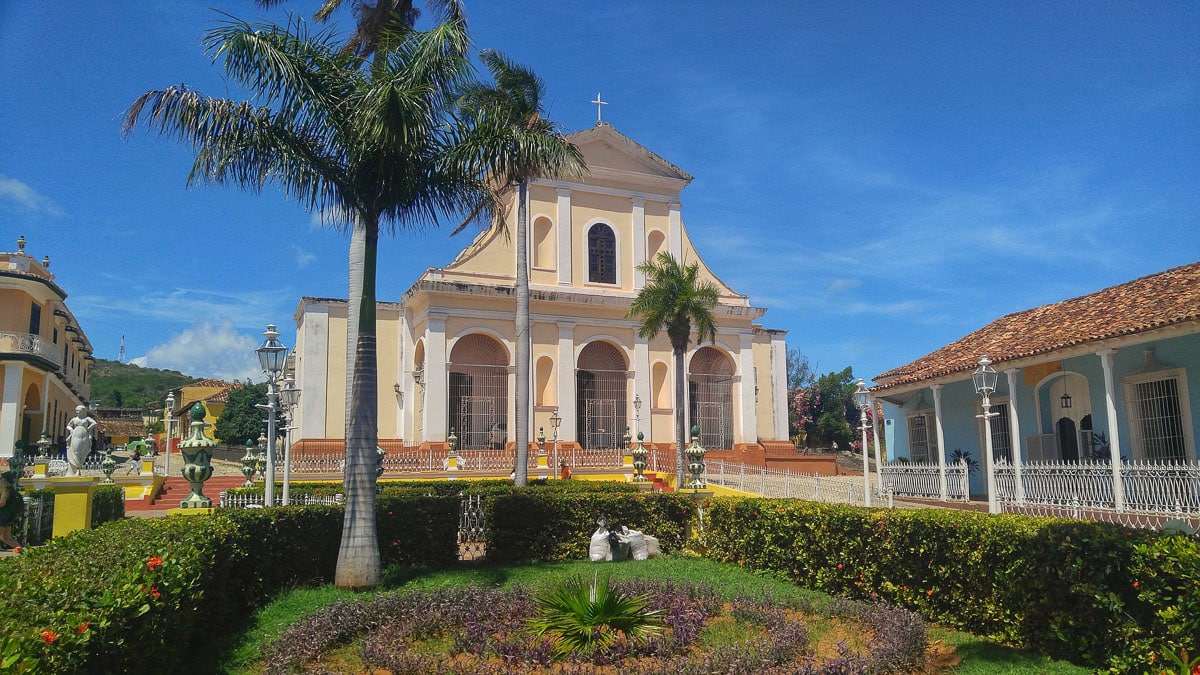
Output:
213,382,269,446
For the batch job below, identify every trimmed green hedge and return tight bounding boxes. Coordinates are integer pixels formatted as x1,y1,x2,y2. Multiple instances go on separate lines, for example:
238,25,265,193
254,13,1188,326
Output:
697,497,1200,670
92,484,125,525
0,494,458,673
484,491,694,562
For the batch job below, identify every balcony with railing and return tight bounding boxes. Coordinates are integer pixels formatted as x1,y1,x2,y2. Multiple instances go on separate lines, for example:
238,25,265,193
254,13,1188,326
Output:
0,331,59,365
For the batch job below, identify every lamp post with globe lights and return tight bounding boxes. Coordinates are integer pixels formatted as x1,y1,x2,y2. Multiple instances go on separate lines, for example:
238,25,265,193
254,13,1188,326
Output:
164,392,176,478
549,408,562,476
254,324,289,507
853,379,872,507
280,375,301,505
972,356,1001,514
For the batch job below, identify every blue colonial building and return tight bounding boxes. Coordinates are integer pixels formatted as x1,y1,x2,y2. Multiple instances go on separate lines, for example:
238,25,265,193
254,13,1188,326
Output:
872,261,1200,513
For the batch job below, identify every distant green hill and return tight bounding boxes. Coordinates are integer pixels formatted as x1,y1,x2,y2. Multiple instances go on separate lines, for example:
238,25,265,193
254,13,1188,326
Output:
89,358,200,408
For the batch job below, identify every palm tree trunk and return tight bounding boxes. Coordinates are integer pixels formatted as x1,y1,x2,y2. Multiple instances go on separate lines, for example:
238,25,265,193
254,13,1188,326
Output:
514,181,530,486
336,215,382,589
673,344,687,487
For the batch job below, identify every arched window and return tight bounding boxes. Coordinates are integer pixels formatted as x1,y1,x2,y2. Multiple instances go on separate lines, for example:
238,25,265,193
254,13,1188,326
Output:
588,224,616,284
533,217,554,269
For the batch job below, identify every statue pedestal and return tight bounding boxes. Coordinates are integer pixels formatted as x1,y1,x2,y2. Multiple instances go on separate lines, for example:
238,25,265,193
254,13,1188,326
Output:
49,477,95,538
166,507,215,517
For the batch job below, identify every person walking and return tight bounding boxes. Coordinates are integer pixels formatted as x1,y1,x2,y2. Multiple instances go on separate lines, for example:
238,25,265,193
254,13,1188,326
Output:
0,473,24,555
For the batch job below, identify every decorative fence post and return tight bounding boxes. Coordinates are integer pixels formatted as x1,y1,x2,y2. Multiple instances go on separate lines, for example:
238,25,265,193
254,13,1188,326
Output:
240,439,257,487
446,428,459,471
376,446,386,493
7,438,28,490
685,425,707,491
631,432,649,483
100,446,117,483
178,402,215,508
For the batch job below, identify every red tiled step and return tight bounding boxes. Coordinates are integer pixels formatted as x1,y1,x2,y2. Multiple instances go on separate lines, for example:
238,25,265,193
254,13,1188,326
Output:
125,476,250,510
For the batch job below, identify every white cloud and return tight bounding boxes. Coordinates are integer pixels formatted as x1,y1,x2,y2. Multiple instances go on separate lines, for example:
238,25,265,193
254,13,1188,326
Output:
310,205,352,229
292,244,317,268
71,287,294,328
135,320,263,382
0,175,63,216
826,278,862,294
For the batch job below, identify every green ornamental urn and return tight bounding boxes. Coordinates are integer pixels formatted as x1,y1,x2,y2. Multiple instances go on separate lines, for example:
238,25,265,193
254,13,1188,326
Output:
178,402,215,508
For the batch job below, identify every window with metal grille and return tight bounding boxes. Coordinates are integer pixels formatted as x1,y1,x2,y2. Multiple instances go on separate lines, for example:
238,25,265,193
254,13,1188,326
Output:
1124,371,1190,462
907,413,932,462
29,302,41,335
588,224,616,284
989,402,1012,461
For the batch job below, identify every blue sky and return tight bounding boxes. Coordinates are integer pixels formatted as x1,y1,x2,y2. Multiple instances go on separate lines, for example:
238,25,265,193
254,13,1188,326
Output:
2,2,1197,386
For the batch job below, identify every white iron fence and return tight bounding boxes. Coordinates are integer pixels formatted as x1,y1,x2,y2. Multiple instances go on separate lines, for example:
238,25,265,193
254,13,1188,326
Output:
218,491,344,509
704,459,868,506
996,458,1200,518
879,460,971,502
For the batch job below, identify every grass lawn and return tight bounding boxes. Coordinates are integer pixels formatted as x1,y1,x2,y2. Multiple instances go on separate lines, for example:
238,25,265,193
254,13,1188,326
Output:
208,556,1090,674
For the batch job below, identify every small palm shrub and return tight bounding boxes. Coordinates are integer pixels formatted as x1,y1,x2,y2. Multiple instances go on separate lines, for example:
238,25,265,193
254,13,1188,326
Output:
526,574,664,657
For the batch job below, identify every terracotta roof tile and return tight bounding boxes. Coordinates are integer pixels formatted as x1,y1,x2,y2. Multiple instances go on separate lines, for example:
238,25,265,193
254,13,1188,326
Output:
875,261,1200,391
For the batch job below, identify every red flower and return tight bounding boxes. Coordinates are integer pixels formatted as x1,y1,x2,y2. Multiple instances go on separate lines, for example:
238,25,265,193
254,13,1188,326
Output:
926,590,934,596
147,556,164,571
77,621,90,634
41,630,58,644
1132,581,1140,589
149,587,161,600
837,564,843,569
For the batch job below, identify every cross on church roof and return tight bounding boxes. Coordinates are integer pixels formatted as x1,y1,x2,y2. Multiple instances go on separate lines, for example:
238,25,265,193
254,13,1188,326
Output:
591,92,607,125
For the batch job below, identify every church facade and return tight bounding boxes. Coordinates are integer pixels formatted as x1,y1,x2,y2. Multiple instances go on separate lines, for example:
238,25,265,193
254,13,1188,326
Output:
291,124,791,460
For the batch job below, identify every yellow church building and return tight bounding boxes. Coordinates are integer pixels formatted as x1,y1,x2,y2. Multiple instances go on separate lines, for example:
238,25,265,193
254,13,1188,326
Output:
291,123,792,464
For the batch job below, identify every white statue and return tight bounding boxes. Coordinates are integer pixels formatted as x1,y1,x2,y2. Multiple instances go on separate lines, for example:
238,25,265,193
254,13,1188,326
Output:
65,405,97,477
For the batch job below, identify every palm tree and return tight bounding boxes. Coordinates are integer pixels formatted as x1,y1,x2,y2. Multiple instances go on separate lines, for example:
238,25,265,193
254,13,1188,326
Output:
255,0,446,57
123,8,487,589
454,50,585,486
627,252,721,487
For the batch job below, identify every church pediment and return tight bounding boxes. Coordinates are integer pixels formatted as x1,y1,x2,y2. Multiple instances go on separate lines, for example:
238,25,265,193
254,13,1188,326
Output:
566,124,693,186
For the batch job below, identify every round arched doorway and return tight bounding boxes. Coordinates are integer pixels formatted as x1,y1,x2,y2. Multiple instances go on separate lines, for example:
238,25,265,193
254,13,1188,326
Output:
576,341,628,450
688,346,734,450
448,334,509,450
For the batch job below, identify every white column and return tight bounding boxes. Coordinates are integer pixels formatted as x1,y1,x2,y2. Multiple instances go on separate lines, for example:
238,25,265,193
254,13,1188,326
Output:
932,384,949,500
872,401,884,495
1098,348,1125,510
631,196,646,289
634,334,652,442
297,303,328,440
40,371,50,424
737,333,757,444
556,188,573,286
770,333,788,440
668,202,683,262
1,363,23,457
399,310,412,443
424,313,448,441
557,322,576,442
1005,369,1025,503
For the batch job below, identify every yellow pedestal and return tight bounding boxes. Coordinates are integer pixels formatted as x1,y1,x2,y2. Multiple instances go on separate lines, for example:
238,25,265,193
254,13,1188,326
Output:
446,454,459,471
49,477,96,538
536,452,549,469
140,459,156,475
622,453,634,468
166,507,215,517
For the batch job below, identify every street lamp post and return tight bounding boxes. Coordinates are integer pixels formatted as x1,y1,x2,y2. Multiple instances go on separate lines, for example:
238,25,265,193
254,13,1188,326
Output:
255,324,289,508
853,379,872,507
280,375,301,506
165,392,175,478
550,408,562,477
972,356,1001,514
